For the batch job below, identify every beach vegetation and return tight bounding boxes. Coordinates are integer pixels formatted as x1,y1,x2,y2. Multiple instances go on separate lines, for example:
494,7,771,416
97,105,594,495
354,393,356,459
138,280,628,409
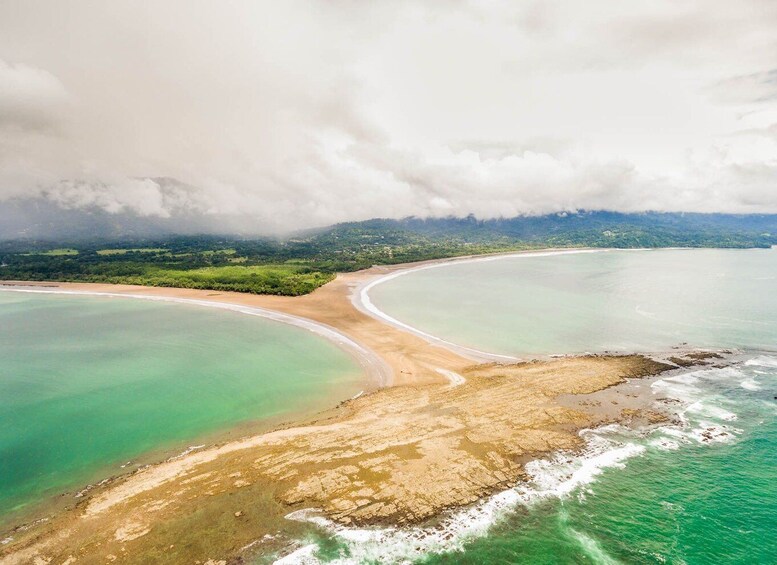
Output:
96,248,167,255
22,248,79,256
2,211,776,296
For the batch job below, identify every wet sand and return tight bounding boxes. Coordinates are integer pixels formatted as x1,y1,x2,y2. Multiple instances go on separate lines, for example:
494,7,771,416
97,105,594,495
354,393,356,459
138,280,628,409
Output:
1,262,480,389
0,252,708,564
0,354,680,565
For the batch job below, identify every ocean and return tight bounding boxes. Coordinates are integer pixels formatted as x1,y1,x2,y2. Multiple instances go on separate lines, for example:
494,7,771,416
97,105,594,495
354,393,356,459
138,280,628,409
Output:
275,249,776,564
0,291,363,522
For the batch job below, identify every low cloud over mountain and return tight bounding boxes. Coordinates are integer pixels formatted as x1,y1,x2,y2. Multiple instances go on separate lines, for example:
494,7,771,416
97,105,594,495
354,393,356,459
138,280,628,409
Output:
2,1,777,236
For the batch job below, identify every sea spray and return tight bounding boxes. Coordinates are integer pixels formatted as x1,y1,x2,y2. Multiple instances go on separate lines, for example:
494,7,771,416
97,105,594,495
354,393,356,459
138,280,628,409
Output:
273,429,650,564
417,354,776,564
271,355,776,564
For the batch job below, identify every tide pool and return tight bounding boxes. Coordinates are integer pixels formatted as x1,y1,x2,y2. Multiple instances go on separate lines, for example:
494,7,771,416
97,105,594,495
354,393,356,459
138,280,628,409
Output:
0,291,364,520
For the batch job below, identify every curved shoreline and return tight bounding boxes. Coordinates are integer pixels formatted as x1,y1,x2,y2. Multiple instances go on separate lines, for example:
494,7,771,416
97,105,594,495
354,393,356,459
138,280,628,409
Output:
0,352,684,565
0,286,392,387
0,249,737,565
353,248,606,362
1,247,658,373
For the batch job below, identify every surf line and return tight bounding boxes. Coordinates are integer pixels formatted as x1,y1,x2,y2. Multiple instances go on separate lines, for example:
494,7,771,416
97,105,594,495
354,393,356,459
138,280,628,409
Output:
354,248,608,362
0,287,392,387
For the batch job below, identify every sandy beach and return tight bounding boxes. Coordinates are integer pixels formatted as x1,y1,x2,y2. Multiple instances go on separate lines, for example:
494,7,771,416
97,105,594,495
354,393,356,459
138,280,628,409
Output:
1,262,479,390
0,251,716,564
0,249,602,387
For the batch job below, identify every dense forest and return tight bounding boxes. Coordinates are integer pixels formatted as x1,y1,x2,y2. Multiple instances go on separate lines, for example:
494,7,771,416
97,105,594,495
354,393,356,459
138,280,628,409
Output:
2,212,776,295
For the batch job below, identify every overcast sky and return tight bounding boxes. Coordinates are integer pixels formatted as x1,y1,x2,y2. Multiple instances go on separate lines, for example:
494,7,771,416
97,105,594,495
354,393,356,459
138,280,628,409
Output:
1,0,777,231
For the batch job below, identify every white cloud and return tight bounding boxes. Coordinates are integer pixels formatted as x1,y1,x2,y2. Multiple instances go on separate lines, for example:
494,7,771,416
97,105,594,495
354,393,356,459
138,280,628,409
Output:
0,59,68,131
708,69,777,105
45,178,216,218
0,0,776,233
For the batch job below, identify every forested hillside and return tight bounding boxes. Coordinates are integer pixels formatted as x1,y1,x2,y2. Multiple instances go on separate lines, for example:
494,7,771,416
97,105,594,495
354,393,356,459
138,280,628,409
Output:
2,212,775,295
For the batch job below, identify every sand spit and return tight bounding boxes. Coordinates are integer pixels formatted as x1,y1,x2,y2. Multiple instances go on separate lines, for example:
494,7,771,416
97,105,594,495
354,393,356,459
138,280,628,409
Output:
0,249,694,564
0,354,678,564
0,260,481,388
0,248,614,385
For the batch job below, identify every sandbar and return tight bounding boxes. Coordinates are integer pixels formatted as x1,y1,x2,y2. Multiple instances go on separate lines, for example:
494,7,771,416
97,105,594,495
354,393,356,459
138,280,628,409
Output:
0,250,707,564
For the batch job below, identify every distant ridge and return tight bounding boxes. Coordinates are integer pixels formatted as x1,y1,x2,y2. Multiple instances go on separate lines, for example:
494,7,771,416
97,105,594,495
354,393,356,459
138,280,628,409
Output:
2,210,776,296
2,201,776,248
304,212,777,250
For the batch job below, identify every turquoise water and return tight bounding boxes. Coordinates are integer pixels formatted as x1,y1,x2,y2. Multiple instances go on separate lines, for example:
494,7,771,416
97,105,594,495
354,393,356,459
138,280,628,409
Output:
280,249,776,564
286,357,777,564
0,292,363,520
417,357,777,564
369,248,777,356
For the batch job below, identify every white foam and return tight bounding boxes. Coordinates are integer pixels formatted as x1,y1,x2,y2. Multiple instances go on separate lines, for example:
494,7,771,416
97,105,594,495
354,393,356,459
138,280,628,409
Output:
518,434,644,501
687,422,740,444
740,378,761,391
649,438,681,450
282,489,522,563
649,411,741,446
277,427,646,564
666,372,701,385
172,445,206,460
650,363,752,448
652,364,756,429
354,249,608,363
686,402,738,422
654,425,692,442
701,366,747,381
274,543,320,564
745,355,777,368
0,286,392,386
651,378,701,404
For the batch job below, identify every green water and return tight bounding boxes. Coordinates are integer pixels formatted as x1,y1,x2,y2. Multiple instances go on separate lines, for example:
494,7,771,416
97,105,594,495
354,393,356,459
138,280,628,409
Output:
369,248,777,356
0,292,363,520
278,249,776,564
418,359,777,564
292,367,777,564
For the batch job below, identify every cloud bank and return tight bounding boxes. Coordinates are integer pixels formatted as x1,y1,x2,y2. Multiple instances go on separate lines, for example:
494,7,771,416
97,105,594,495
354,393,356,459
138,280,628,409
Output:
1,0,777,234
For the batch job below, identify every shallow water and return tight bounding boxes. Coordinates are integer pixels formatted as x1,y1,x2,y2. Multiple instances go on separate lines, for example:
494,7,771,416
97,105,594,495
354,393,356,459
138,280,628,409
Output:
369,248,777,356
266,356,776,564
271,249,777,564
0,292,363,520
418,357,777,564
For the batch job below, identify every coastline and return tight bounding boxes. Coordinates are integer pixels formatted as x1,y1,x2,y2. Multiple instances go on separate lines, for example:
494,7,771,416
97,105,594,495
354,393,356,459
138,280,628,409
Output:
0,248,729,564
0,261,472,390
1,353,694,565
0,247,610,383
0,285,393,388
352,248,607,361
